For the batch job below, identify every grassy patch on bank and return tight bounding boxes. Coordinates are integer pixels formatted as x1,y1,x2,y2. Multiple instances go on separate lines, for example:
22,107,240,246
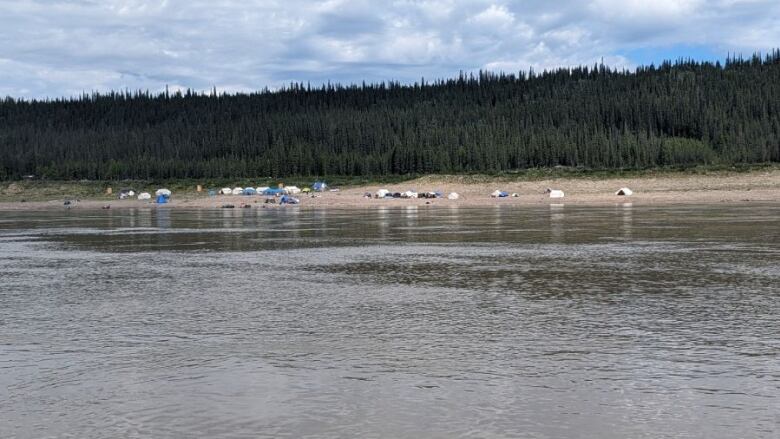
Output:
1,163,778,202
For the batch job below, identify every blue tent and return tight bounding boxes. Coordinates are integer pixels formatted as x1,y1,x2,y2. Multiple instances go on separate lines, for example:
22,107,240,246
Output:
498,191,509,198
312,181,327,192
279,195,299,204
243,188,257,195
263,188,285,196
156,194,168,204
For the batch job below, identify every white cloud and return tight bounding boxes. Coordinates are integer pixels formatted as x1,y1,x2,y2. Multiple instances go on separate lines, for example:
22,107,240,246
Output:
0,0,778,98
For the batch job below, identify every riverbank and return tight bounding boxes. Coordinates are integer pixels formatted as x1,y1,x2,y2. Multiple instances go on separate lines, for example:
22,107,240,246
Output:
1,168,778,210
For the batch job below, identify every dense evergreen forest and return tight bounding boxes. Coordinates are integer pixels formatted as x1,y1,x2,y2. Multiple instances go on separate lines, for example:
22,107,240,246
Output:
1,52,780,180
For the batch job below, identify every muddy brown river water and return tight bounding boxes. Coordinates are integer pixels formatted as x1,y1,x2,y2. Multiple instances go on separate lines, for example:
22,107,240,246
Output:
1,205,779,438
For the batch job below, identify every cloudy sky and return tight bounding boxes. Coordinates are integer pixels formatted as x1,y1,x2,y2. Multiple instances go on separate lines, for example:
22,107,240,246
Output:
1,0,778,98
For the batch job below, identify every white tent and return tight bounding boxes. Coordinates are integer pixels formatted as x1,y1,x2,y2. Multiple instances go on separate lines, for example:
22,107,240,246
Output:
546,188,564,198
616,187,633,196
286,186,302,194
137,192,151,200
401,190,418,199
447,192,460,200
231,187,244,195
155,188,171,197
219,187,232,195
491,190,502,198
376,189,390,198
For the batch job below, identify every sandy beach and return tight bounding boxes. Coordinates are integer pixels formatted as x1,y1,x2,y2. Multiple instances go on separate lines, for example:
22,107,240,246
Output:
1,170,778,210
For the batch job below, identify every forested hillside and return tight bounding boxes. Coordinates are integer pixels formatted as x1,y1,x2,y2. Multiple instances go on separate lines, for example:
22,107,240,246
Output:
1,52,780,180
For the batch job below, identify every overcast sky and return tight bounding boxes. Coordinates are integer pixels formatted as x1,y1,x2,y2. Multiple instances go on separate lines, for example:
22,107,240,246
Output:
1,0,778,98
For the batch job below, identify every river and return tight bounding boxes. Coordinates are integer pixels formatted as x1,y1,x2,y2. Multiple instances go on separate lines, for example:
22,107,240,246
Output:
1,205,778,438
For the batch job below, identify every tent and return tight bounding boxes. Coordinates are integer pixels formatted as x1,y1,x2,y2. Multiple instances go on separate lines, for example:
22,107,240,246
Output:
256,186,270,193
219,187,232,195
491,190,509,198
301,187,312,193
243,187,257,195
156,194,168,204
400,190,417,199
155,188,171,197
137,192,151,200
286,186,302,194
263,188,285,196
118,189,135,200
616,187,633,196
376,189,390,198
231,187,244,195
313,181,327,192
448,192,460,200
279,195,300,204
546,188,564,198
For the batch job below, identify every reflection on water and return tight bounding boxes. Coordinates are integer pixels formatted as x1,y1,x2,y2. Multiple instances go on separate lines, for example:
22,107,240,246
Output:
1,205,779,438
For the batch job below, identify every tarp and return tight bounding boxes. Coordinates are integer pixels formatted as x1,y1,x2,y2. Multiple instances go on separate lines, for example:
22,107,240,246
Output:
313,181,327,191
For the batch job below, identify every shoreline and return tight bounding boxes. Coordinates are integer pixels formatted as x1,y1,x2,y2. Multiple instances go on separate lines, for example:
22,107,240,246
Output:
1,170,778,211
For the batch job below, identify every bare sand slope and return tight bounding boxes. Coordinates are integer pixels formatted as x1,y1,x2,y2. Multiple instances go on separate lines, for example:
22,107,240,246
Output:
1,170,778,210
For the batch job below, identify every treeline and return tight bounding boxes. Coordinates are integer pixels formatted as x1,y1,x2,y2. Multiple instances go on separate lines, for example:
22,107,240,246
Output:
1,51,780,180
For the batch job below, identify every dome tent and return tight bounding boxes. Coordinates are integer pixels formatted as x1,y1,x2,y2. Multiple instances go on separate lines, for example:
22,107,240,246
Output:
312,181,327,192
